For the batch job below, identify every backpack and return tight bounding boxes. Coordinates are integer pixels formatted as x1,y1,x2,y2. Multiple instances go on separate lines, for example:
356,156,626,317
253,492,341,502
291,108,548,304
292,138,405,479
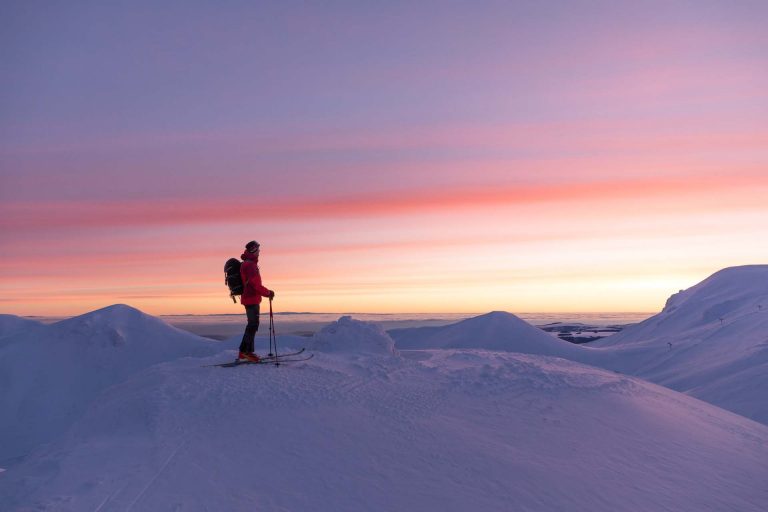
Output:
224,258,244,302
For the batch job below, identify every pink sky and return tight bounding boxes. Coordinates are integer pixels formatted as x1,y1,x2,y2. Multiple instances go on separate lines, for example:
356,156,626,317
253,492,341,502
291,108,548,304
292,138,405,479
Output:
1,1,767,315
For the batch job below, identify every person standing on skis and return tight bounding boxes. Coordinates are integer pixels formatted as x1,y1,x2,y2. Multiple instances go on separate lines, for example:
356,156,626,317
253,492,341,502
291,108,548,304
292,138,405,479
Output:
238,240,275,362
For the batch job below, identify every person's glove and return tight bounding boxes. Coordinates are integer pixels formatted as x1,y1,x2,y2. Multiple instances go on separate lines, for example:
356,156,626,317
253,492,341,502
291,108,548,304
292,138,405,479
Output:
268,290,275,300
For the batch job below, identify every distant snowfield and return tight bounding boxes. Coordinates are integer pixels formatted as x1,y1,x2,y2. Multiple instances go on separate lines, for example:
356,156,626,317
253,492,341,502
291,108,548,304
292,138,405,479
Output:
1,266,767,511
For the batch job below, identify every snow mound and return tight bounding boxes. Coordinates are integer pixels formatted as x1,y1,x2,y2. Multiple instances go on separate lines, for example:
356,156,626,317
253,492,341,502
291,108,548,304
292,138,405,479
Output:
53,303,180,337
0,304,219,463
2,351,767,512
390,311,578,357
311,316,398,356
0,315,44,349
0,314,42,338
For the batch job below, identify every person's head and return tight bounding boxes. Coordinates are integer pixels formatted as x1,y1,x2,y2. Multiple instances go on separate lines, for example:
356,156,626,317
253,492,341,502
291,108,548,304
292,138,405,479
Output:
245,240,260,254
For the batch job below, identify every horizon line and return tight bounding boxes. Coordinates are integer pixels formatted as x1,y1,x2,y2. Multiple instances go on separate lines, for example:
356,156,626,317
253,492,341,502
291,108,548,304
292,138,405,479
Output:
18,310,657,320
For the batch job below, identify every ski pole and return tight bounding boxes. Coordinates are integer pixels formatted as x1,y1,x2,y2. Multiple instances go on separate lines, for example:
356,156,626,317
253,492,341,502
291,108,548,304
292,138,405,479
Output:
268,299,274,356
269,297,280,366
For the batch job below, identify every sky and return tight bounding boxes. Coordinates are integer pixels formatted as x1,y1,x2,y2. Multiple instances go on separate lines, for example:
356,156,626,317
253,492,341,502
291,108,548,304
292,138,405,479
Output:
1,0,767,316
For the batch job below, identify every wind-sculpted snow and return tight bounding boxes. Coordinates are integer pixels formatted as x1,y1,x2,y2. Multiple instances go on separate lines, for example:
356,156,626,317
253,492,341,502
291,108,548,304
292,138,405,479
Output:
425,351,637,395
0,304,218,463
1,348,766,512
311,315,399,356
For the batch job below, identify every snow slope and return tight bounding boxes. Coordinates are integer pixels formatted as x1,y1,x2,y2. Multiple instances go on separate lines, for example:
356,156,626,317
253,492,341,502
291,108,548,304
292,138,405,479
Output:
0,315,44,346
0,304,218,463
0,314,42,335
1,316,767,511
597,265,768,345
390,311,579,357
589,265,768,423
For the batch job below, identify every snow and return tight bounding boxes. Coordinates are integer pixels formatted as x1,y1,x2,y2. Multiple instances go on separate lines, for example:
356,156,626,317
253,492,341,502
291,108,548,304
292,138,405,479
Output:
598,265,768,344
587,265,768,423
390,311,580,357
0,304,218,464
0,314,43,346
1,269,767,511
310,315,399,356
388,267,768,425
2,348,767,511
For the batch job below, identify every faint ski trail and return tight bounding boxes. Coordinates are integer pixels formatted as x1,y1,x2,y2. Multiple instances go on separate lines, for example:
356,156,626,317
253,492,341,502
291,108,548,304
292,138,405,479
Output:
125,437,187,512
93,482,128,512
334,362,415,404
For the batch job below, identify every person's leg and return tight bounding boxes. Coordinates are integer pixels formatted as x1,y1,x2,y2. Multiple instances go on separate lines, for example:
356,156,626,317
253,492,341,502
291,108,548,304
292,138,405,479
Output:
240,304,260,354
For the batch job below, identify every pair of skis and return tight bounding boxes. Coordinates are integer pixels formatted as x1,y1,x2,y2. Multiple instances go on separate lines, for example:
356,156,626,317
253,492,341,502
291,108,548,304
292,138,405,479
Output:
206,298,312,368
204,348,313,368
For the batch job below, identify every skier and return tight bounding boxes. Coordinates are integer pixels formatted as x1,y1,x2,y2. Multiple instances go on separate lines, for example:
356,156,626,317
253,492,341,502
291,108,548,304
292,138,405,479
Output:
238,240,275,362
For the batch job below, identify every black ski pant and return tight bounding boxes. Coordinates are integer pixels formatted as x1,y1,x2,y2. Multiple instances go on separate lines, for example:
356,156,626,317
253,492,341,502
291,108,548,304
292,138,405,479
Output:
239,304,260,353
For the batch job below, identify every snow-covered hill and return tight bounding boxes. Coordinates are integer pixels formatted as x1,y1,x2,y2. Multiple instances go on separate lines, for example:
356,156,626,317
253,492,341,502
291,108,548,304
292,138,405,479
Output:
1,312,767,511
3,353,768,511
588,265,768,423
390,311,579,357
597,265,768,346
0,314,43,344
0,304,218,463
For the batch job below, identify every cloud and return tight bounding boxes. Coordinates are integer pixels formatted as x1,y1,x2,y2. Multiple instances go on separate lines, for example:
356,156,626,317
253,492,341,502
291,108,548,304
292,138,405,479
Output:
2,172,765,234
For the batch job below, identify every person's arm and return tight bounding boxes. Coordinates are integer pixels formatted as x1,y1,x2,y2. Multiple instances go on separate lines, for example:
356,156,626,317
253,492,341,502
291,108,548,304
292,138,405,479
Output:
251,268,273,298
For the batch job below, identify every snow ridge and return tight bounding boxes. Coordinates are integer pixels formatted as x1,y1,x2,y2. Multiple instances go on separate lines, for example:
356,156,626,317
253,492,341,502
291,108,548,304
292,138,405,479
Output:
588,265,768,423
0,314,43,344
616,265,768,342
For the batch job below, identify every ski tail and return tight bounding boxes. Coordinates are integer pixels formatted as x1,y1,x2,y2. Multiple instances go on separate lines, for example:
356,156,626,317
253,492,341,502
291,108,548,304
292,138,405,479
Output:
261,348,305,361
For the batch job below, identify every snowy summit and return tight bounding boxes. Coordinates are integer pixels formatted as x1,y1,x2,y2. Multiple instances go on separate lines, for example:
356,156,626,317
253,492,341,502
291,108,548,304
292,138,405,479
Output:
589,265,768,424
602,264,768,343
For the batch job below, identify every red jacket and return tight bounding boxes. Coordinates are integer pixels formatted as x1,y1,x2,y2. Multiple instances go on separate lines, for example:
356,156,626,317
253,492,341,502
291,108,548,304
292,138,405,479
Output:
240,252,272,305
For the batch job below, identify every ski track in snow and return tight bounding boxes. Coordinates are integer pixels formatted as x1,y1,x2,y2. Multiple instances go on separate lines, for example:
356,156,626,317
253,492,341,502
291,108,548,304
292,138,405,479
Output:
125,437,188,512
93,482,128,512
